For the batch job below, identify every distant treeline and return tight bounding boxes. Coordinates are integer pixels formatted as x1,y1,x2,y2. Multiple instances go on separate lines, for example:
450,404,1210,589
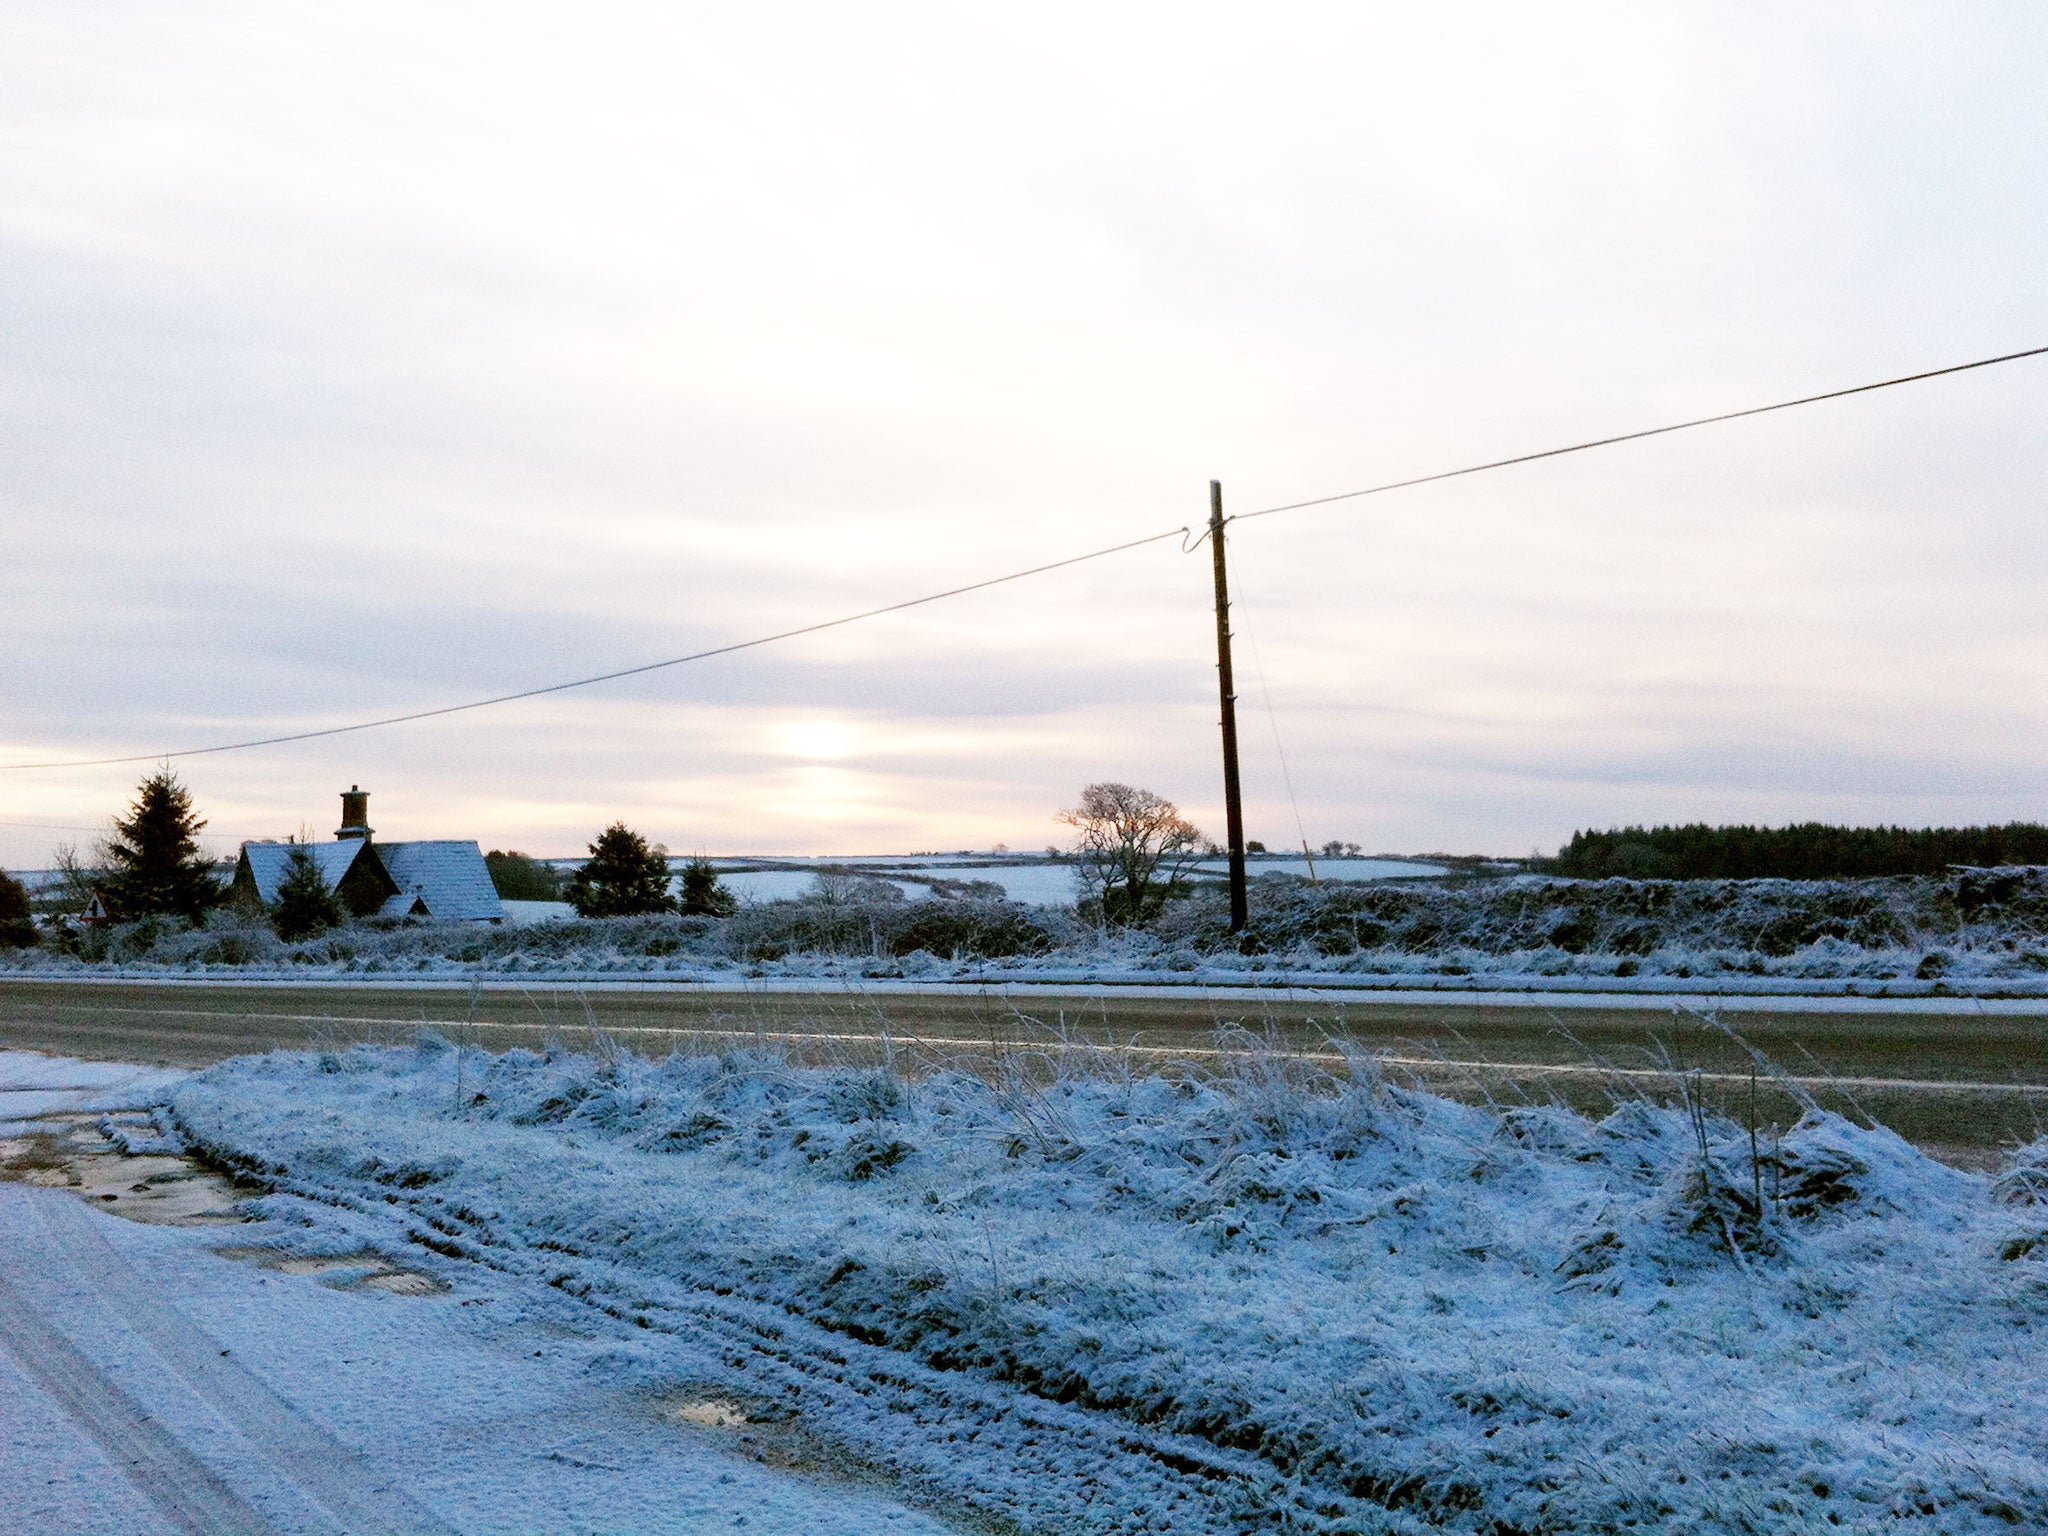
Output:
1547,822,2048,880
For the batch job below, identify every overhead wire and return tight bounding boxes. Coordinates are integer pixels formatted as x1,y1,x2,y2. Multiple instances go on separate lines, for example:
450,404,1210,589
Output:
4,341,2044,774
0,525,1192,771
1230,344,2048,523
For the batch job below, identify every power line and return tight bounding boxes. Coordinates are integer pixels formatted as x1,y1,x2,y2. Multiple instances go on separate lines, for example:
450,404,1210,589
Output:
5,342,2042,774
0,526,1191,771
1232,344,2048,522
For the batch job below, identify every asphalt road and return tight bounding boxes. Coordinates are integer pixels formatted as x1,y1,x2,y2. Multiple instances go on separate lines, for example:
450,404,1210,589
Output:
3,976,2043,1164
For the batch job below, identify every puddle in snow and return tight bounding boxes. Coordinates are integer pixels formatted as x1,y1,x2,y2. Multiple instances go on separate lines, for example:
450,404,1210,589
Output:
214,1244,450,1296
0,1112,446,1296
668,1396,752,1428
655,1389,1003,1534
0,1112,246,1225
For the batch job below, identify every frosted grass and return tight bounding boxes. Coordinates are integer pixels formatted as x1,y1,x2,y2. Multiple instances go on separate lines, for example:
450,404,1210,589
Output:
163,1035,2048,1534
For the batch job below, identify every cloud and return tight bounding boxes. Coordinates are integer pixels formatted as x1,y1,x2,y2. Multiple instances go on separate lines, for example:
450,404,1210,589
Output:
5,2,2048,866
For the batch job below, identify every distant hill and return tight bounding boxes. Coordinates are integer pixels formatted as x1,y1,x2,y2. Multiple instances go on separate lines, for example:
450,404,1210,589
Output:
1546,821,2048,880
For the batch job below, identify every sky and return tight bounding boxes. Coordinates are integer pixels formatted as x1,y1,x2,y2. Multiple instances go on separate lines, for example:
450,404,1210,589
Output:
4,2,2048,867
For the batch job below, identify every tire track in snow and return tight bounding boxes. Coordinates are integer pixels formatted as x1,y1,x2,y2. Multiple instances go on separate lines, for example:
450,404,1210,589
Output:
29,1191,458,1536
0,1259,277,1536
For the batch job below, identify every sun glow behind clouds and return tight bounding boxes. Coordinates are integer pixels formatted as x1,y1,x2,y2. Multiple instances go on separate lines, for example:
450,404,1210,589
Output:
4,3,2048,865
774,719,860,761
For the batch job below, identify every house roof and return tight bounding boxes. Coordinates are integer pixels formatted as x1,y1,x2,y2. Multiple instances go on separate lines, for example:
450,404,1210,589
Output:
238,838,503,922
373,841,504,922
239,840,374,904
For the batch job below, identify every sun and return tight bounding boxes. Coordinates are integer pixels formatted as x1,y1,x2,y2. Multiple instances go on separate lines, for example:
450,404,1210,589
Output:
774,719,859,761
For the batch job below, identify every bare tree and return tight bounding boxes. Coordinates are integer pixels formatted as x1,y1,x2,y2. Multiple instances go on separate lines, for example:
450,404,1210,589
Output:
50,840,110,913
1060,782,1203,924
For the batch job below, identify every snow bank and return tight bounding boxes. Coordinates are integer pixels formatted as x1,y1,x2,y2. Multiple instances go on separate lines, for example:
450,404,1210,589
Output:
163,1039,2048,1534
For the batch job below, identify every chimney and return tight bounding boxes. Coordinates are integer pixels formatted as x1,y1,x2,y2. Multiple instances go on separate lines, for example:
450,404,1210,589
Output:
336,786,374,842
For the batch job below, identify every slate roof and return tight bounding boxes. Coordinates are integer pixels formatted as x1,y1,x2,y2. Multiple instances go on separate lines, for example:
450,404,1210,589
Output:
374,841,504,922
240,840,375,905
237,838,503,922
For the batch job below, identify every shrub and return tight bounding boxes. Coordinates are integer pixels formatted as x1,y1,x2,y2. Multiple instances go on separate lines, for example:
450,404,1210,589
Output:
0,872,37,948
272,845,344,942
888,906,1054,960
677,857,737,917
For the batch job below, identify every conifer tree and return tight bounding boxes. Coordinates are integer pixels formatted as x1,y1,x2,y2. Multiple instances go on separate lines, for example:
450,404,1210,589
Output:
564,823,675,917
678,856,737,917
105,768,220,920
0,871,37,948
271,846,344,941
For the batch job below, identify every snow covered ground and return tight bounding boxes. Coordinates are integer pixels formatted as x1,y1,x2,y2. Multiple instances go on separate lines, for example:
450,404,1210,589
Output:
0,1053,184,1135
121,1036,2048,1534
1187,855,1450,883
0,1051,969,1534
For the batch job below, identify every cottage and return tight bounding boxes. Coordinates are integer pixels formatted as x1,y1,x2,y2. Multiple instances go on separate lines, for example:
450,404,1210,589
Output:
232,787,504,923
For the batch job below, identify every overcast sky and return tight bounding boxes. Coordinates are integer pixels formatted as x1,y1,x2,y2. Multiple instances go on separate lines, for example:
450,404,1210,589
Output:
5,2,2047,866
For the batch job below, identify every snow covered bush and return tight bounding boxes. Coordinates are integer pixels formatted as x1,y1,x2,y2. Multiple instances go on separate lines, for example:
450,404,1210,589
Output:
166,1039,2048,1534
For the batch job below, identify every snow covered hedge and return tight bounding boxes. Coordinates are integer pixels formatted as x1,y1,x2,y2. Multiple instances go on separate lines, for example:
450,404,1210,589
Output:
165,1039,2048,1534
15,866,2048,981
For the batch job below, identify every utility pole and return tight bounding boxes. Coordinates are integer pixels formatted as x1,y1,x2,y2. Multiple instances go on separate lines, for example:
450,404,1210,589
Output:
1209,481,1249,932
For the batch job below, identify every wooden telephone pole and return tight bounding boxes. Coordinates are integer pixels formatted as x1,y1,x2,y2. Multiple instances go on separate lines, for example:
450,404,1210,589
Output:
1209,481,1249,931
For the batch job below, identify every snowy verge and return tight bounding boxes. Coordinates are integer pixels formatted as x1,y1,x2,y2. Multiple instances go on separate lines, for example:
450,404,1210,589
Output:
15,868,2048,988
160,1038,2048,1534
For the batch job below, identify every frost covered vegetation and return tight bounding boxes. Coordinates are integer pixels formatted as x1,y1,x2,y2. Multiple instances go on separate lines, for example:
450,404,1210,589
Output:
162,1038,2048,1534
1550,821,2048,880
19,866,2048,983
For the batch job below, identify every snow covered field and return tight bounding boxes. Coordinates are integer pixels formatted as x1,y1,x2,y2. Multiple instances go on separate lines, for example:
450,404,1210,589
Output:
141,1036,2048,1534
716,870,923,902
690,856,1449,907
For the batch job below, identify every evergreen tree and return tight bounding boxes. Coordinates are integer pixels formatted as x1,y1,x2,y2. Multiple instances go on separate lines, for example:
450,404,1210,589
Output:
677,857,737,917
0,871,37,948
564,823,675,917
271,846,344,941
105,768,219,920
